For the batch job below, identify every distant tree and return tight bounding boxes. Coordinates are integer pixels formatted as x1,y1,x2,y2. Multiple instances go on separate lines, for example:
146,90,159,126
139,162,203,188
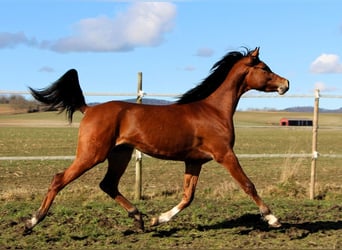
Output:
0,96,10,104
0,95,40,112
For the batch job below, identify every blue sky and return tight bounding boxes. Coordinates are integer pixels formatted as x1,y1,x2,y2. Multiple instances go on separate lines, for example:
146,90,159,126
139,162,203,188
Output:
0,0,341,110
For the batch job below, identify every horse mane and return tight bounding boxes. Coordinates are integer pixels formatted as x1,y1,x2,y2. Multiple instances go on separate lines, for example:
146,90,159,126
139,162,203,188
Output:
177,49,250,104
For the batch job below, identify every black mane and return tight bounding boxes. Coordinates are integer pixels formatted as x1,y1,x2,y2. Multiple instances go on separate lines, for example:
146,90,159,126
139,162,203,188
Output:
177,49,250,104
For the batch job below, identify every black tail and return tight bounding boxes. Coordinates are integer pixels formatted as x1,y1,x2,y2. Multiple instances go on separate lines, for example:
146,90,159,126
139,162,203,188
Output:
29,69,86,122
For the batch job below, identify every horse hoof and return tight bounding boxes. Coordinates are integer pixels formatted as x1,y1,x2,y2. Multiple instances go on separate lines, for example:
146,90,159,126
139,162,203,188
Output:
133,215,145,231
23,227,33,235
269,220,282,228
133,219,145,232
128,210,145,231
264,214,281,228
23,221,34,235
151,217,159,226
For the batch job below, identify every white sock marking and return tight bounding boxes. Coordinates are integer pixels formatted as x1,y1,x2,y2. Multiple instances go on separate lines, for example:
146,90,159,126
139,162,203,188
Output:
30,216,38,227
158,207,180,224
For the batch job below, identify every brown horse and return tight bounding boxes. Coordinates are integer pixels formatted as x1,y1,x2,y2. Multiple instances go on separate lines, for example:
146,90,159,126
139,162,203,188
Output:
24,47,289,233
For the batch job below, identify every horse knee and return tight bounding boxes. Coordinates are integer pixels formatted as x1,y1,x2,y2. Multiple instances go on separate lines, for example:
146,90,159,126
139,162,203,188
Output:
99,179,118,198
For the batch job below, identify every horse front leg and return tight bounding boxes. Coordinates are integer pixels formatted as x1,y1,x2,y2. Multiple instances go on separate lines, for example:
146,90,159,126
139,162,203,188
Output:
151,162,202,226
218,150,281,228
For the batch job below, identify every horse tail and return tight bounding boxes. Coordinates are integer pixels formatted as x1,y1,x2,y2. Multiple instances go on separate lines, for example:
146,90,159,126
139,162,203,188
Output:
29,69,87,122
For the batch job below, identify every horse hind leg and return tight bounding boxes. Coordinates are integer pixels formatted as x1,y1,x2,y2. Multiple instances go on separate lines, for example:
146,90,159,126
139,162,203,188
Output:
99,145,145,231
151,162,202,226
24,113,115,234
24,156,102,234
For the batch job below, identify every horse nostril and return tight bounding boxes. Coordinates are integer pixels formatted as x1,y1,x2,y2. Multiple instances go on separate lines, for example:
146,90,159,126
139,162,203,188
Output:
278,85,289,95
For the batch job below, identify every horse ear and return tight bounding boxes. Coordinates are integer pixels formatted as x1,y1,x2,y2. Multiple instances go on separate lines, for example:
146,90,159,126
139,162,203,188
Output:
251,47,260,57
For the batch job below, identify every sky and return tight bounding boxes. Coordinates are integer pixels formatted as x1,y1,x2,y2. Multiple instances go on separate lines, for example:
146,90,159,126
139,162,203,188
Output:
0,0,342,110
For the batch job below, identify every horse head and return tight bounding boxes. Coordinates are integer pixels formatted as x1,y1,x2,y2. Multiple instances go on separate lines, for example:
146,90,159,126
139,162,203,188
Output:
242,47,289,95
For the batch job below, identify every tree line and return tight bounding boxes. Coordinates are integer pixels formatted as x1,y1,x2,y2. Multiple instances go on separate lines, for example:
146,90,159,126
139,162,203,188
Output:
0,95,54,113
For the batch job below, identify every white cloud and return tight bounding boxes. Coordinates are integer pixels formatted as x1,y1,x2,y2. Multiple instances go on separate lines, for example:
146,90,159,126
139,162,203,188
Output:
195,47,214,57
38,66,55,73
314,81,338,92
183,65,196,71
0,31,37,48
314,82,326,91
43,2,176,53
310,53,342,73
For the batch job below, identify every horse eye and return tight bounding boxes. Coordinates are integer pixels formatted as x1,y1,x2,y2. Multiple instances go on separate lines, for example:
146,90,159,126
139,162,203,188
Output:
258,64,271,71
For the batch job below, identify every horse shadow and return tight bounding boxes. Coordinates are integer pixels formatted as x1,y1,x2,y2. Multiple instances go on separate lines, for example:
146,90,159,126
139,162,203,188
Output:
150,213,342,238
202,213,342,233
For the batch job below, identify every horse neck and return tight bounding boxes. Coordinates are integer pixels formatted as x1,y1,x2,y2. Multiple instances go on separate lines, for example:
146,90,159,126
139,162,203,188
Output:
204,72,247,118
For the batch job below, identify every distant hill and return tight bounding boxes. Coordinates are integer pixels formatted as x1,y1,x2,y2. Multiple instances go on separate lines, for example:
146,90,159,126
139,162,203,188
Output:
124,98,174,105
284,106,342,113
89,98,174,106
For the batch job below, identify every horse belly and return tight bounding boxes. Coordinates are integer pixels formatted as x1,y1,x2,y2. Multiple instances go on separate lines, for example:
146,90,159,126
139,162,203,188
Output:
127,133,212,162
114,104,212,161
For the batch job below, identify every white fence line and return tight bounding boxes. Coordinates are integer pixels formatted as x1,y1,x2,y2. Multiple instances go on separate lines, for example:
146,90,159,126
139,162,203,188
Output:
1,153,342,161
0,156,75,161
1,90,342,99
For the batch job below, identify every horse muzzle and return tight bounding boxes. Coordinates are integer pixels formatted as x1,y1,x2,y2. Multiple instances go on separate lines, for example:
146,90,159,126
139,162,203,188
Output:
277,80,289,95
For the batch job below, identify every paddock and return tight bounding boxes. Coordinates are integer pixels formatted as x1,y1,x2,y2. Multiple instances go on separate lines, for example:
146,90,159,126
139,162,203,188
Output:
1,108,341,248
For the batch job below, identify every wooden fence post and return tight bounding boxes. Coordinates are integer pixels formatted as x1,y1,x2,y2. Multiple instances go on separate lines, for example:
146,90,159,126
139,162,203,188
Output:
310,89,320,200
135,72,143,200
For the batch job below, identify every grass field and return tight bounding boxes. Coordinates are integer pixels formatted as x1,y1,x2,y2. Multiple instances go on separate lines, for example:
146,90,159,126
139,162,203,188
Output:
0,109,341,249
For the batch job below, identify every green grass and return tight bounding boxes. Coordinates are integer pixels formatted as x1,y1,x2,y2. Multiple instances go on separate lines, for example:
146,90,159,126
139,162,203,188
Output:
0,110,341,249
1,196,341,249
